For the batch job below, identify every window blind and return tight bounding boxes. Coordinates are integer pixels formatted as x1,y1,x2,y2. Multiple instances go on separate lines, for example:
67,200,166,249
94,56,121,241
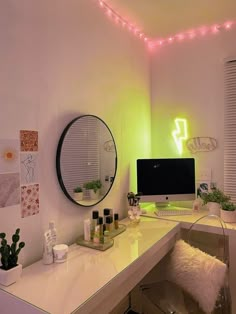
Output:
224,59,236,202
61,117,100,197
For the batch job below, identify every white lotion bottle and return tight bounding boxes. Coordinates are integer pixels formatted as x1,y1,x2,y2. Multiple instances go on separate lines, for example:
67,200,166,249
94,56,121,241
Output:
84,219,91,241
42,230,53,265
49,221,57,247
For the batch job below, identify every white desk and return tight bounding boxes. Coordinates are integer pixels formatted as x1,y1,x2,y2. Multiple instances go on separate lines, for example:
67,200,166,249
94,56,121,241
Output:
0,217,180,314
1,211,236,314
141,207,236,314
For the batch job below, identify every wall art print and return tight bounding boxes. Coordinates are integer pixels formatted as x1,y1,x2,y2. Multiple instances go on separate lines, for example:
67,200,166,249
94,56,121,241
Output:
0,139,19,173
0,173,20,208
20,153,39,185
20,130,38,152
21,184,39,218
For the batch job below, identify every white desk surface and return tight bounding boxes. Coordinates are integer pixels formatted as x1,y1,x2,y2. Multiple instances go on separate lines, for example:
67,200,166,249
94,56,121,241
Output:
0,217,180,314
141,206,236,235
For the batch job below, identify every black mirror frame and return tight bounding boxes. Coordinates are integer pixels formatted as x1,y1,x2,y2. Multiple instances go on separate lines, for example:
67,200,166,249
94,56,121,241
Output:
56,114,117,207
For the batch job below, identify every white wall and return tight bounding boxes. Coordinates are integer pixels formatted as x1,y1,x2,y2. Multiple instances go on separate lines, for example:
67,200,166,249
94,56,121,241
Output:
151,28,236,188
0,0,151,266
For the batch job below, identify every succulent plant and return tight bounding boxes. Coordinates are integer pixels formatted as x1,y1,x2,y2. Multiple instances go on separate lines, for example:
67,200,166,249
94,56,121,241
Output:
201,188,230,205
0,228,25,270
83,180,102,193
221,201,236,211
73,186,83,193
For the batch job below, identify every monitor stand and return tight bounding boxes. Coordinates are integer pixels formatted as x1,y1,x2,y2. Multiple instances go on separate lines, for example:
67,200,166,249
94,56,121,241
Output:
155,202,193,216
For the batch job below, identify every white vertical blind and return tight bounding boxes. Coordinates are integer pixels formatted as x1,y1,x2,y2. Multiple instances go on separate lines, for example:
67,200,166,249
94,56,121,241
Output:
61,116,100,197
224,59,236,202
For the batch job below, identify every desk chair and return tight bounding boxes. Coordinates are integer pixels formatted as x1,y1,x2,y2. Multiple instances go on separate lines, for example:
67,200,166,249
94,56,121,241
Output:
140,215,231,314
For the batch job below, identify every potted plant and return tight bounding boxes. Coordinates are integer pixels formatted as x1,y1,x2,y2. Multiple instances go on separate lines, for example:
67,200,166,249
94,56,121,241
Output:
73,186,83,202
83,180,102,200
0,228,25,286
220,201,236,223
201,188,231,216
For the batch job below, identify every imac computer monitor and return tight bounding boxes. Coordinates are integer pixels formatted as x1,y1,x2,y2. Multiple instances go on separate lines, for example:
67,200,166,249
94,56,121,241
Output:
137,158,195,204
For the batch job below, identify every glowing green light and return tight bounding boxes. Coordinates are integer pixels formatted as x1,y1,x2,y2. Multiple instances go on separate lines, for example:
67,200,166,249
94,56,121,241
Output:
172,118,188,154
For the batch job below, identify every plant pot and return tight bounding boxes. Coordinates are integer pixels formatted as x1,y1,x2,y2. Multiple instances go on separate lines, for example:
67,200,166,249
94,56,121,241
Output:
207,202,221,216
74,192,83,202
89,189,100,200
0,264,22,286
220,209,236,223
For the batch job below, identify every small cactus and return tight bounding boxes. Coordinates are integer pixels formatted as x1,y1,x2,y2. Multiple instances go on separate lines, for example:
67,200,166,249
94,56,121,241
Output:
0,229,25,270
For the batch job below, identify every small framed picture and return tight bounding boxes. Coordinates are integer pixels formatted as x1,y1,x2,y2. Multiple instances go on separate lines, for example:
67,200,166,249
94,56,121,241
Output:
196,180,210,197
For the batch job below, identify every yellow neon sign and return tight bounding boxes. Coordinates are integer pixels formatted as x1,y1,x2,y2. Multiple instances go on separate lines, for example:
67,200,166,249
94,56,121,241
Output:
172,118,188,154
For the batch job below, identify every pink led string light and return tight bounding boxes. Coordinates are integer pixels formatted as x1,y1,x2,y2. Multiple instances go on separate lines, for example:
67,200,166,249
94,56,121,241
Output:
96,1,235,50
148,21,235,49
97,0,149,43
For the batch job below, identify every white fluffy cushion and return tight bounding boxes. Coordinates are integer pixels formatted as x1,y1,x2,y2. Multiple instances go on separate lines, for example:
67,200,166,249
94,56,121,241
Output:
167,240,227,313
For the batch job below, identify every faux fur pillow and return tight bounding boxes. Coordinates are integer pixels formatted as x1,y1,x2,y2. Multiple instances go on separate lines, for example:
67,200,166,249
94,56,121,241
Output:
167,240,227,313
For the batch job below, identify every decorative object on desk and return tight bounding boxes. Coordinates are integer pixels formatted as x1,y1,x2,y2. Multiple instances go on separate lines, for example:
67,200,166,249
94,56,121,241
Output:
127,192,141,223
167,240,227,314
73,186,83,202
186,137,217,154
220,202,236,223
201,188,230,216
83,180,102,200
128,206,141,223
192,197,203,211
0,228,25,286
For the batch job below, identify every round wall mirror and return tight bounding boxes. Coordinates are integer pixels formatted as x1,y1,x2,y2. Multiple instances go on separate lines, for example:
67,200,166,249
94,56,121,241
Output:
56,115,117,207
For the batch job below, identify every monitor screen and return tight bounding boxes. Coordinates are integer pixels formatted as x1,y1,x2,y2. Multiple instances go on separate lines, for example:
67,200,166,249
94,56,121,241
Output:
137,158,195,203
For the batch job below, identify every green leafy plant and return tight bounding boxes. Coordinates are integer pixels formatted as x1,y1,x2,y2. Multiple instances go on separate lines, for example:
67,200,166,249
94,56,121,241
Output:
0,229,25,270
201,188,230,205
73,186,83,193
221,201,236,211
83,180,102,193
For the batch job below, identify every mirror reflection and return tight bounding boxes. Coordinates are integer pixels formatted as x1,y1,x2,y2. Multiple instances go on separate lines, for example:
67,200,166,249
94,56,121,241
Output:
56,115,117,207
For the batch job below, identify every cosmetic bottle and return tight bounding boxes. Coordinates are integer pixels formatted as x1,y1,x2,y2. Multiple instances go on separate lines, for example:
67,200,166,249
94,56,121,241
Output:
104,230,110,243
114,213,119,229
91,210,99,240
84,219,91,241
42,230,54,265
98,217,104,243
49,221,57,247
103,208,111,220
105,215,113,232
93,225,100,244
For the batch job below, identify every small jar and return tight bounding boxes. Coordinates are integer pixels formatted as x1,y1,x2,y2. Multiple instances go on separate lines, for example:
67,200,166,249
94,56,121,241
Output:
53,244,68,263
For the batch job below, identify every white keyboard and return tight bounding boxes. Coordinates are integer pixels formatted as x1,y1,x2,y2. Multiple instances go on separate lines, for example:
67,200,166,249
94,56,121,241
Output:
155,207,192,217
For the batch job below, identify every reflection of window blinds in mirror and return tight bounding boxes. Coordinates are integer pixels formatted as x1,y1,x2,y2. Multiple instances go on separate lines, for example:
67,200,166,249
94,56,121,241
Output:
224,59,236,202
61,117,100,196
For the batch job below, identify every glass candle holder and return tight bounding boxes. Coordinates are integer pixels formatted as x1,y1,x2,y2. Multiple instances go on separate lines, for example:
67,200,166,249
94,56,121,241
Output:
128,205,141,223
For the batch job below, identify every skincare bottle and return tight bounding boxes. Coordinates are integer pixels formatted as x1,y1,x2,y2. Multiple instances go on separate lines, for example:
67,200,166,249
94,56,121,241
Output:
105,215,113,232
104,230,110,243
103,208,111,220
93,225,100,244
84,219,91,241
49,221,57,247
91,210,99,240
98,217,104,243
42,230,54,265
114,213,119,229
